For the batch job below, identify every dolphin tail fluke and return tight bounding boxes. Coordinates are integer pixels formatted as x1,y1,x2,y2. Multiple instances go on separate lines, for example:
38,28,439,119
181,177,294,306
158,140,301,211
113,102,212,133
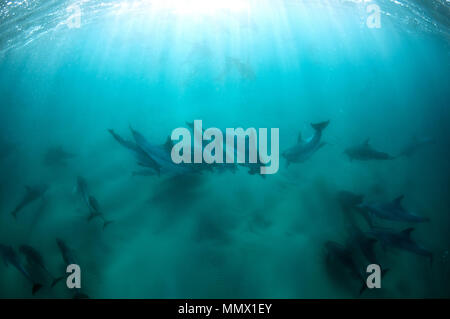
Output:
87,212,101,222
32,283,43,295
103,220,114,230
358,282,367,296
311,120,330,132
107,129,117,139
186,121,194,130
51,276,64,288
318,141,327,150
11,208,19,220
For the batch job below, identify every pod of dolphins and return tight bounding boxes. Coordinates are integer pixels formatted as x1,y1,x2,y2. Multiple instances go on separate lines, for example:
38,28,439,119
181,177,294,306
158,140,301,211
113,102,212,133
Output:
0,119,436,298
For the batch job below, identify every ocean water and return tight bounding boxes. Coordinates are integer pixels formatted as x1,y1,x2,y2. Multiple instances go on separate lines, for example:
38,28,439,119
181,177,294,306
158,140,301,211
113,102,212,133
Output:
0,0,449,298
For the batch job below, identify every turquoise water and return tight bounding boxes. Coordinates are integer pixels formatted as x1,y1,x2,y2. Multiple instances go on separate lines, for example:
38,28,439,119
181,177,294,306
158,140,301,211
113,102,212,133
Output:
0,0,449,298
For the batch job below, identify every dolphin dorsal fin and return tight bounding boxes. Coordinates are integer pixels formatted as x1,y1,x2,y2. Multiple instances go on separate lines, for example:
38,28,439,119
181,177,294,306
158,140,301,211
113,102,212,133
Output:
164,136,174,152
186,121,194,130
393,195,404,206
297,132,302,143
401,227,414,238
363,138,370,146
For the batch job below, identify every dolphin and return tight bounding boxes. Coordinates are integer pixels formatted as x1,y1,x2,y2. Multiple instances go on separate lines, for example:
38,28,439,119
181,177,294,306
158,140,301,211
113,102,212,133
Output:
336,191,372,227
110,127,201,176
346,225,378,264
74,176,90,206
344,139,395,161
324,240,367,294
74,177,113,230
359,195,429,223
399,136,435,157
129,126,200,176
282,120,329,167
337,191,364,211
325,239,388,295
86,195,113,230
108,129,162,175
10,184,48,219
56,238,77,266
43,146,76,166
367,227,433,265
0,244,43,295
325,241,363,281
19,245,63,287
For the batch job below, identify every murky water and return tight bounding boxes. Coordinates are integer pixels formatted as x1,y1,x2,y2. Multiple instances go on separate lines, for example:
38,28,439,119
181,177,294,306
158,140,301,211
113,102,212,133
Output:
0,0,449,298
